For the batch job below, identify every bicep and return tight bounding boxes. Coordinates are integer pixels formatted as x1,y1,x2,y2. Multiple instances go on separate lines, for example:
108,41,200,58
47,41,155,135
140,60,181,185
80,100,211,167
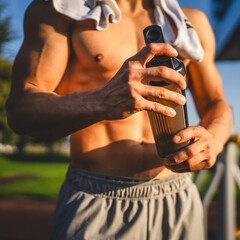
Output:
187,9,226,118
11,1,70,94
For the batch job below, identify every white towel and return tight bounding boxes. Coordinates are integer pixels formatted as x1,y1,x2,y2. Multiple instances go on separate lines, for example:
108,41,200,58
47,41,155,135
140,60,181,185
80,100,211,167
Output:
43,0,204,61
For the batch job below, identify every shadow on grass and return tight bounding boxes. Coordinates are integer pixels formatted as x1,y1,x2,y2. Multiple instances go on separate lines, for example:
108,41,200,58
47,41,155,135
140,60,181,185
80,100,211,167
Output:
1,152,70,163
0,173,39,185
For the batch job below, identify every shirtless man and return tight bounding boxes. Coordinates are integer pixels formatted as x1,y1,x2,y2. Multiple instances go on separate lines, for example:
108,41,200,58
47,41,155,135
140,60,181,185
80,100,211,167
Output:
6,0,231,239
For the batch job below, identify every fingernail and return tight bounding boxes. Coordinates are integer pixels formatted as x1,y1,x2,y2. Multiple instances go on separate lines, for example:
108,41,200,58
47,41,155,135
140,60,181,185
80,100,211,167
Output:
169,109,176,117
180,96,186,105
173,49,178,56
174,135,181,143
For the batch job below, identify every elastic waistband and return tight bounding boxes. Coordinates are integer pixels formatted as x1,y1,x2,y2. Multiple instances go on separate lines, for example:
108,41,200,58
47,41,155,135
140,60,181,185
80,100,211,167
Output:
66,165,193,199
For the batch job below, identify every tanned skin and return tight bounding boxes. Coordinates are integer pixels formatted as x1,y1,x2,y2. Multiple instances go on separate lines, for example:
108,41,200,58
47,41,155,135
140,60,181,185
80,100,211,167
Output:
6,0,231,178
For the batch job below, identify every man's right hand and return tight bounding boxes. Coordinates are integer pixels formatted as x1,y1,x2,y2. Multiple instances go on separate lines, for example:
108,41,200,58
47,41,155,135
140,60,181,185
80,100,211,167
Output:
98,43,187,120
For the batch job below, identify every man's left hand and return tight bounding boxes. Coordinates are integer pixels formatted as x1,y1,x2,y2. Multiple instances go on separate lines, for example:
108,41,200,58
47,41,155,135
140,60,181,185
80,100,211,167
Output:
164,126,217,172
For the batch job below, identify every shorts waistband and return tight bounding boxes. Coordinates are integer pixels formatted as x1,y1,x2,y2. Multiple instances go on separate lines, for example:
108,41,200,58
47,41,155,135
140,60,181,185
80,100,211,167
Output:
66,165,193,199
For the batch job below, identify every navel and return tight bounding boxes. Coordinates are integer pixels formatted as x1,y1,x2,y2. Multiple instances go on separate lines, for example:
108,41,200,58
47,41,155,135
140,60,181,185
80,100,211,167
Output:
94,53,104,62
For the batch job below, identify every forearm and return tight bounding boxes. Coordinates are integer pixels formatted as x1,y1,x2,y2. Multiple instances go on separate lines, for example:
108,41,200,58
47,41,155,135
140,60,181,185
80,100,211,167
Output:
199,98,232,154
6,88,104,139
7,43,187,139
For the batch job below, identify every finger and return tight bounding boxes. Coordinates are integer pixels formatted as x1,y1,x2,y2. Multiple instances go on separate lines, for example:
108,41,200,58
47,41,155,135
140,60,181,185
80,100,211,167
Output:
173,126,205,144
139,84,186,106
189,160,212,171
165,138,209,165
165,159,189,171
141,66,186,90
170,159,213,172
141,97,177,117
166,152,207,172
126,43,178,68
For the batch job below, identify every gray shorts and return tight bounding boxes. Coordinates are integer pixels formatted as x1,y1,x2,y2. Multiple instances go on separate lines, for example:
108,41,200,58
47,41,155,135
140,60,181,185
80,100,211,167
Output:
48,165,204,240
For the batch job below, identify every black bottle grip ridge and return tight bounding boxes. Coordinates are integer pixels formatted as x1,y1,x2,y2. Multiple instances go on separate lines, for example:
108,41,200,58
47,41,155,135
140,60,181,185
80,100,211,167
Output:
143,25,190,157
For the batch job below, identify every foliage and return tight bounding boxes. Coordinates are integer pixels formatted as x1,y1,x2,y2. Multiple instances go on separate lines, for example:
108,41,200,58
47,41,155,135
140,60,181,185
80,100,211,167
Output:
0,0,13,54
0,0,16,144
0,55,11,81
0,56,13,144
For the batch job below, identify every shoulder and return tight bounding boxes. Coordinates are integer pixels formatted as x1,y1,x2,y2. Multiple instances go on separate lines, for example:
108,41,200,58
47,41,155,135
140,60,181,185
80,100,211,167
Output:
181,8,212,34
181,7,216,57
181,8,207,24
23,0,73,36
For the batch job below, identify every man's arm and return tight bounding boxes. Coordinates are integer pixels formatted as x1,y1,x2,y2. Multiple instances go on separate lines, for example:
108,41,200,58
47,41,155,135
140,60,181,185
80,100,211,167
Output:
6,0,187,139
164,9,232,172
6,0,99,139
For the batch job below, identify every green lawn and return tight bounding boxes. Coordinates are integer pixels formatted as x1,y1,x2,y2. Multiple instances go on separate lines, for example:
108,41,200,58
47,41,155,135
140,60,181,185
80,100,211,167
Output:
0,153,69,200
0,152,239,201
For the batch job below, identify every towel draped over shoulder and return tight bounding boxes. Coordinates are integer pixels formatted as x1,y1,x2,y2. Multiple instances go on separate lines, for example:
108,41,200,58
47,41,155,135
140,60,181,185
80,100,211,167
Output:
43,0,204,61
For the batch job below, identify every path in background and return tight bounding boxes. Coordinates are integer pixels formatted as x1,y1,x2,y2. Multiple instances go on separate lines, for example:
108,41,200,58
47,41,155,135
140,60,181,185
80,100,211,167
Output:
0,199,56,240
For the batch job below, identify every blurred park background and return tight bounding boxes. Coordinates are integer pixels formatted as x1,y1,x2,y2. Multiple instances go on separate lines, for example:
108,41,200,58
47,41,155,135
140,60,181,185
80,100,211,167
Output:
0,0,239,239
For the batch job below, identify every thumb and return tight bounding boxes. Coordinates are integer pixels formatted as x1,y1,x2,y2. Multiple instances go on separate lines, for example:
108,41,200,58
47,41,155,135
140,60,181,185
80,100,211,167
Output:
128,43,178,68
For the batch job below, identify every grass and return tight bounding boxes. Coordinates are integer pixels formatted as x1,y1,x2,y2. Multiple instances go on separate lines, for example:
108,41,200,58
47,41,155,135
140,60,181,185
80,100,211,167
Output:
0,152,69,200
0,151,239,201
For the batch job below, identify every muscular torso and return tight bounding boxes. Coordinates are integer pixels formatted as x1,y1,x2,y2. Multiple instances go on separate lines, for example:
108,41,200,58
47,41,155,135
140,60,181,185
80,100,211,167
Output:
8,1,230,178
55,6,190,178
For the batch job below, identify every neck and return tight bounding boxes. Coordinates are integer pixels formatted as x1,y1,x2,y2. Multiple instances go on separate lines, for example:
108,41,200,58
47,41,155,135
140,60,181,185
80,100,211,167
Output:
116,0,154,15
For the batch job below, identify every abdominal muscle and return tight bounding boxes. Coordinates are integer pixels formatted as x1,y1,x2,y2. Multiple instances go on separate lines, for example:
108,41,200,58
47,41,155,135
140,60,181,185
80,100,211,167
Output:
70,110,175,178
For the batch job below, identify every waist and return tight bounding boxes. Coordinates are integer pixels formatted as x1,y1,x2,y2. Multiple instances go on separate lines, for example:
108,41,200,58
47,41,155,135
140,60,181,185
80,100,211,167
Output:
66,164,193,199
70,138,174,177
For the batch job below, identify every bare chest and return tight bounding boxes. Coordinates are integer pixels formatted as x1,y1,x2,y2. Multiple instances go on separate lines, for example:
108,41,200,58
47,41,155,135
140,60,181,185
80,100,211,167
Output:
57,12,189,94
56,14,156,94
73,13,156,69
73,22,138,70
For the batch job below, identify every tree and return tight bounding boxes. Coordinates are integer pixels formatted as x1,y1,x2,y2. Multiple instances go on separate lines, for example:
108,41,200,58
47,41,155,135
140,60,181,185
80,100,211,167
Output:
0,0,25,150
0,57,13,144
0,0,14,144
0,0,13,55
